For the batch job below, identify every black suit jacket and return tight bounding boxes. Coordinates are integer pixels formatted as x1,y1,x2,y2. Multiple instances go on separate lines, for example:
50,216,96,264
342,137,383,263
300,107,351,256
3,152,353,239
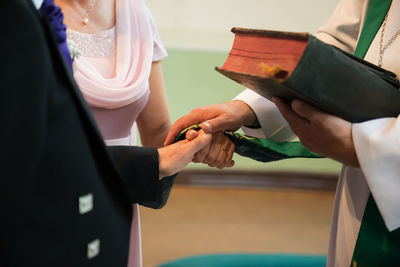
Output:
0,1,174,266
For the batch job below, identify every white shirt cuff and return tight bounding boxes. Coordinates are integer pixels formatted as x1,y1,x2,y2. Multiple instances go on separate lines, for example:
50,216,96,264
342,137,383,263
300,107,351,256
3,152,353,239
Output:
234,89,295,142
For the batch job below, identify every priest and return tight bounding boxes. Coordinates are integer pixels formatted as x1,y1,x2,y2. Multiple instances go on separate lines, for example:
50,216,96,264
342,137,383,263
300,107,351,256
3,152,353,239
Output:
165,0,400,265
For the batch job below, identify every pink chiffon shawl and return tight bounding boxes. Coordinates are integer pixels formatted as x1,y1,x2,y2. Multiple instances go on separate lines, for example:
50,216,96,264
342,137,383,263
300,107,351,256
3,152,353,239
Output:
69,0,167,266
74,0,154,109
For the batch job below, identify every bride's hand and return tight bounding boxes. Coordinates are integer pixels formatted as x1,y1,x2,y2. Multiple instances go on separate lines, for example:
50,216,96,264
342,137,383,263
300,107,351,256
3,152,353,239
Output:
187,131,235,169
157,130,212,178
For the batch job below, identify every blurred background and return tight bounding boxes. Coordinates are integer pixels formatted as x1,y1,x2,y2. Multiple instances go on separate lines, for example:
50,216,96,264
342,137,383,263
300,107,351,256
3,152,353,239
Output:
141,0,341,266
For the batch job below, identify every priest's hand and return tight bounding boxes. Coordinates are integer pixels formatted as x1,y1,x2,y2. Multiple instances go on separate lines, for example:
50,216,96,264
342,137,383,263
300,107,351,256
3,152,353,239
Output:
272,97,359,167
158,130,212,178
188,131,235,169
164,100,257,146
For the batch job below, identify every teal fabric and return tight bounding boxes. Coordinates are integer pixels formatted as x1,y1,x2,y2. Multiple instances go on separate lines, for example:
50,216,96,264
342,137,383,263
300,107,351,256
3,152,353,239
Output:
175,125,322,163
159,254,326,267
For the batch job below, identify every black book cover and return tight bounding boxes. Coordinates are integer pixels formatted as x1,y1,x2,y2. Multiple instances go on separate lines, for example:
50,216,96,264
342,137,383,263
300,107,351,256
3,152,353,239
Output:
216,27,400,123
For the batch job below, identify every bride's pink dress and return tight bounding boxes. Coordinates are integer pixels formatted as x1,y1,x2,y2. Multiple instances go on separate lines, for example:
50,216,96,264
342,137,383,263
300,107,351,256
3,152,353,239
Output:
67,0,167,266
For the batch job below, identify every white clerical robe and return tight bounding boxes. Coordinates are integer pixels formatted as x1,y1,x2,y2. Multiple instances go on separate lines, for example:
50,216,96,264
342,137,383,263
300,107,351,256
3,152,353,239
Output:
235,0,400,266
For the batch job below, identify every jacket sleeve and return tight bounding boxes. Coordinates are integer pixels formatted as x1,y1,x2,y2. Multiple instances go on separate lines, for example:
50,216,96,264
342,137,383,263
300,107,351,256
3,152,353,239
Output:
107,146,176,209
0,0,50,253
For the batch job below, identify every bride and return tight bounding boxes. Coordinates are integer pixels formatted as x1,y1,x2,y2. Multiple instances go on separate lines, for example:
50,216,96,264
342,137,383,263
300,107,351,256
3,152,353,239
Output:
53,0,236,266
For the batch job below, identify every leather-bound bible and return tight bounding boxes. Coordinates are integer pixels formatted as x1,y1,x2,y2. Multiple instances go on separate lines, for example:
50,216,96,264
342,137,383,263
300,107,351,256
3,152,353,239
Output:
216,27,400,123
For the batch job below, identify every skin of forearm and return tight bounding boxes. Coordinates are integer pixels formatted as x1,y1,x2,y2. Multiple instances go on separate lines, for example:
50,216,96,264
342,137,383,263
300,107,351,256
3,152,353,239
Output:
139,121,171,148
137,61,171,148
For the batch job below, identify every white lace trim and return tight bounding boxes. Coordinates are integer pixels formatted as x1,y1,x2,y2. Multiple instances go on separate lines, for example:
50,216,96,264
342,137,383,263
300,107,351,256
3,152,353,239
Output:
67,27,116,58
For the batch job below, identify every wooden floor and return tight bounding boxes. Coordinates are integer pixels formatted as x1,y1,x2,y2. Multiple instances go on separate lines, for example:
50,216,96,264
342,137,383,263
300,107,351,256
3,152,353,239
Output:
140,185,335,267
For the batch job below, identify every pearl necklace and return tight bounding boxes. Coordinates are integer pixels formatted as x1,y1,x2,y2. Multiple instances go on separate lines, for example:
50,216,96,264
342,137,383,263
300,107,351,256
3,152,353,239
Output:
378,9,400,67
61,0,97,26
81,0,96,25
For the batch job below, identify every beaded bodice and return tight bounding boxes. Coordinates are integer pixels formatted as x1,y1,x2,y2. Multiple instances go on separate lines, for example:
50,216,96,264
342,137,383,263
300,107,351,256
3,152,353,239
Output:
67,27,116,58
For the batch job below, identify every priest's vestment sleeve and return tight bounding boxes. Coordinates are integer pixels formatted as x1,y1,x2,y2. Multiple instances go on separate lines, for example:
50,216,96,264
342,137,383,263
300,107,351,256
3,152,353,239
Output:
314,0,369,53
234,90,296,142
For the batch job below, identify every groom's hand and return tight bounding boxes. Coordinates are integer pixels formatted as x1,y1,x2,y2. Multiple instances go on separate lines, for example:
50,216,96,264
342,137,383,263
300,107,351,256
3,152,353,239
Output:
158,130,212,178
187,131,235,169
164,100,257,145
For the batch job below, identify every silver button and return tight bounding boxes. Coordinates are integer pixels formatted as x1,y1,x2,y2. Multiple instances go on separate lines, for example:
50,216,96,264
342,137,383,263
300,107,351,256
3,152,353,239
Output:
79,193,93,214
87,239,100,259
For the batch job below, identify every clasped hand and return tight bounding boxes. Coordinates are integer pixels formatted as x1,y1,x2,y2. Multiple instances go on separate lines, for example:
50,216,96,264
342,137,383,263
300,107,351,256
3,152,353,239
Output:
163,97,360,171
163,100,258,170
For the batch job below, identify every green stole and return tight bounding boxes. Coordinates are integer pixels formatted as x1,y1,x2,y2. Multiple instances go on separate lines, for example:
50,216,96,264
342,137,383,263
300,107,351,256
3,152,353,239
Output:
174,124,322,163
351,0,400,266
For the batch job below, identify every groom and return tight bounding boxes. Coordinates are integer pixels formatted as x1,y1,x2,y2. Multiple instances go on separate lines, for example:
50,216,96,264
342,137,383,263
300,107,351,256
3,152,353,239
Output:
0,0,211,266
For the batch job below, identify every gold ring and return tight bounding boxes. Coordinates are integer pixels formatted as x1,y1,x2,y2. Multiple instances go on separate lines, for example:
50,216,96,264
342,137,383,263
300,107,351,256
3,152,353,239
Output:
220,147,229,152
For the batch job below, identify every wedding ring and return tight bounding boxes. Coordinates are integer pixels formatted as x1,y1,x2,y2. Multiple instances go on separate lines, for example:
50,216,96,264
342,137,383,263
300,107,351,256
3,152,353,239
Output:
220,147,229,153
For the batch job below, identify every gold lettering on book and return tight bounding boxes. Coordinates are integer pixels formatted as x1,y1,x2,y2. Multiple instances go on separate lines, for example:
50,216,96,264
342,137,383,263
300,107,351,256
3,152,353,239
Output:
259,63,288,79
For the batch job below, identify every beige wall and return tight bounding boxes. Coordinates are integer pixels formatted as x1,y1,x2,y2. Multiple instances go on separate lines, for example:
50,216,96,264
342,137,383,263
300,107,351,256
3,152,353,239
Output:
147,0,340,51
144,0,343,174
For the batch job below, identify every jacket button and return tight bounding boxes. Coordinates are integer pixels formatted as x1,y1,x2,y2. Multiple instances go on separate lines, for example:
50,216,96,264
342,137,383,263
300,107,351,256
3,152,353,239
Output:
79,193,93,214
87,239,100,259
